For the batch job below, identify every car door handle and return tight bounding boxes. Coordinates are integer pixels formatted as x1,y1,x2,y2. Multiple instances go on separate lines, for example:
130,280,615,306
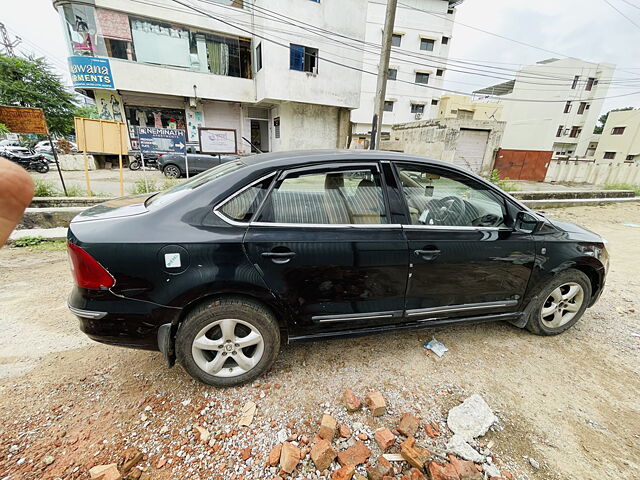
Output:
261,251,296,264
414,248,441,261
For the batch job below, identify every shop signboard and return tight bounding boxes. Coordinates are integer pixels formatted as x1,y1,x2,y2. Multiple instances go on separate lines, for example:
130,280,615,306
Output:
68,56,115,89
199,128,237,154
0,106,48,135
138,127,187,154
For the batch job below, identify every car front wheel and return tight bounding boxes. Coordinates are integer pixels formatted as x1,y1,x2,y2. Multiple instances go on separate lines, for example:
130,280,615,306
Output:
524,269,592,335
176,297,281,386
163,164,181,178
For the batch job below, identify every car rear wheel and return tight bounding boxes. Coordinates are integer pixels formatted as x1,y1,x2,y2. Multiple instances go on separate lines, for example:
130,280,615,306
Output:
176,297,280,386
524,269,592,335
163,164,181,178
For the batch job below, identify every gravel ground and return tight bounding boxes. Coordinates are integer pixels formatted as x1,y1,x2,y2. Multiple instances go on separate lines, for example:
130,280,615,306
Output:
0,203,638,480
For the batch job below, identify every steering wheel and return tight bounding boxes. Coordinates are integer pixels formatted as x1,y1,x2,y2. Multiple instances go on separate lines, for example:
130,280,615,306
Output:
423,195,467,225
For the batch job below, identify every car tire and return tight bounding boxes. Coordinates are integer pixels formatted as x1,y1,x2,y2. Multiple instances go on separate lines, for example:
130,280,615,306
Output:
163,164,181,178
176,297,281,386
523,269,592,336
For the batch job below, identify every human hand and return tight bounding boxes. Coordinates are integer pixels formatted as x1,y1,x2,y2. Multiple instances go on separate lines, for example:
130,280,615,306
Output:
0,156,35,246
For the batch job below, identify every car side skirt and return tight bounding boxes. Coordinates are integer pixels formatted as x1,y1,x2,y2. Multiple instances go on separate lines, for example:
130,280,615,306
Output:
287,311,521,343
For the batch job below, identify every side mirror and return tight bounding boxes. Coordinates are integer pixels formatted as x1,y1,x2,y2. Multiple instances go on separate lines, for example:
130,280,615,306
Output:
515,211,544,234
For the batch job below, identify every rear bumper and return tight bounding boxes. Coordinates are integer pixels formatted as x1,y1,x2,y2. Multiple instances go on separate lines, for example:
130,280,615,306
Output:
68,287,181,350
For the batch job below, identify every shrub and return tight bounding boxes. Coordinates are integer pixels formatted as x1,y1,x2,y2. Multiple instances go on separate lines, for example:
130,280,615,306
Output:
33,179,59,197
483,169,516,191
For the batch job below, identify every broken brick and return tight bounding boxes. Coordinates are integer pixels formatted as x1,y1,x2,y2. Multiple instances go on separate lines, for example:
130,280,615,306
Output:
331,465,355,480
318,414,337,441
122,449,143,474
374,428,396,451
424,423,440,438
366,456,393,480
279,442,301,474
427,461,459,480
448,454,481,479
241,447,252,461
365,391,386,417
398,413,420,437
344,389,362,412
88,464,121,480
401,438,430,470
311,439,337,471
337,441,371,466
408,467,427,480
339,424,351,438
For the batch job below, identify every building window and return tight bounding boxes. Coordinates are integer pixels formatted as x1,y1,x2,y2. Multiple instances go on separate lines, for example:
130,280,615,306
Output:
415,72,429,84
290,44,318,73
556,125,564,137
577,102,587,114
197,30,252,78
255,42,262,72
447,8,454,14
571,75,580,89
391,34,402,47
388,68,397,80
585,77,596,91
442,36,449,45
436,69,444,76
273,117,280,139
564,101,572,113
384,101,394,112
611,126,626,135
626,155,635,161
569,126,581,138
410,104,425,114
431,99,439,105
603,151,616,159
420,38,435,51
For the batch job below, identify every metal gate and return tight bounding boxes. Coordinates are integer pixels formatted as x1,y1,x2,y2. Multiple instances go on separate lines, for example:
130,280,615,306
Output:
494,149,552,181
454,129,490,173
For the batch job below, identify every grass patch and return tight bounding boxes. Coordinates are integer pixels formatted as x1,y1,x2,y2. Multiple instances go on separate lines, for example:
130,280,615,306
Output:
32,179,110,198
12,237,66,251
483,169,517,191
128,178,182,195
603,183,640,196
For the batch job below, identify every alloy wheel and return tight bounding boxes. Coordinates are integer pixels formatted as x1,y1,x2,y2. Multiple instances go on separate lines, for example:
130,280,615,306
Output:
164,165,180,178
191,318,264,378
540,282,584,328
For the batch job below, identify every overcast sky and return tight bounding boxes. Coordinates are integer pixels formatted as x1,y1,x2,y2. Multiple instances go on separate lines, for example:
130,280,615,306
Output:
3,0,640,113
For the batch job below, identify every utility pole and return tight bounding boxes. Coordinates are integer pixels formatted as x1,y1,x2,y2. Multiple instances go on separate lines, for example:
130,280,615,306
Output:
0,23,21,57
369,0,397,150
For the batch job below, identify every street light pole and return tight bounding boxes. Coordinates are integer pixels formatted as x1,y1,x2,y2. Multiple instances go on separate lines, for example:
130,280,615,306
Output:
369,0,398,150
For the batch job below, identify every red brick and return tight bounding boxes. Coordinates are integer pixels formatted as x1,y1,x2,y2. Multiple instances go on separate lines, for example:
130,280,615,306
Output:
337,441,371,466
374,428,396,451
344,389,362,412
365,392,386,416
448,454,481,479
427,461,459,480
318,414,337,441
424,423,440,438
398,413,420,437
358,432,369,441
279,442,300,474
366,456,393,480
268,444,282,467
241,447,252,461
331,465,355,480
339,424,351,438
408,468,427,480
401,438,430,470
310,439,337,471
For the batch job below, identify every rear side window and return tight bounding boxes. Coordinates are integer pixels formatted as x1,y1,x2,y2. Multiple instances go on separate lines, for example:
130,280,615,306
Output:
257,167,388,225
218,177,272,222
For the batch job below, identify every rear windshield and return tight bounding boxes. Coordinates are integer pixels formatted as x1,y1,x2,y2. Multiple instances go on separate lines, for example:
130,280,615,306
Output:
146,160,244,208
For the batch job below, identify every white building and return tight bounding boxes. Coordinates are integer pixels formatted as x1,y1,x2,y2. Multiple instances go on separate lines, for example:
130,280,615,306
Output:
52,0,367,154
474,58,615,159
593,109,640,163
350,0,459,144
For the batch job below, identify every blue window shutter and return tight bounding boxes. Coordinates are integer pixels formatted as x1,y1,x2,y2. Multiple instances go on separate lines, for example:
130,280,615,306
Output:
290,44,304,71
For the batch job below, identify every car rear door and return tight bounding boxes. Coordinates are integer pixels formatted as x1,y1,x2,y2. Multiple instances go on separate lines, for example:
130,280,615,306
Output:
393,162,535,322
242,162,409,338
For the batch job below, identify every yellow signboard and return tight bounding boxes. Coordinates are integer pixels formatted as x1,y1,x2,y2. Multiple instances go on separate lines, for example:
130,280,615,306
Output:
0,106,48,135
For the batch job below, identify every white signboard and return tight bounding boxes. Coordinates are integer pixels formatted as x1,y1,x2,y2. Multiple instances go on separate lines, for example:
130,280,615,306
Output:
198,128,237,154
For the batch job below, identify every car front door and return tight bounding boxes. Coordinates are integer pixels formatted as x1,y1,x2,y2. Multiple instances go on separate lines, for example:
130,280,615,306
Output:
243,162,409,338
394,162,535,321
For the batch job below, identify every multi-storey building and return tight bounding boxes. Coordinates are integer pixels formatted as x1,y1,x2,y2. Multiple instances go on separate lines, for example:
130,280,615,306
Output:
52,0,367,153
474,58,615,159
593,109,640,163
350,0,459,144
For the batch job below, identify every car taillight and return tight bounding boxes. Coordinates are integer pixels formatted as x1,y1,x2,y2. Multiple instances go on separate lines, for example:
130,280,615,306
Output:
67,242,115,290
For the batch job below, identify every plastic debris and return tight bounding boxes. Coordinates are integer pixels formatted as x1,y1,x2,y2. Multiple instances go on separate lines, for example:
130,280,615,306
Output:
424,338,448,357
623,222,640,228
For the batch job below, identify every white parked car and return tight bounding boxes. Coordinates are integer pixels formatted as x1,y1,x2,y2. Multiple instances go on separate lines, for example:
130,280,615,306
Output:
34,139,78,154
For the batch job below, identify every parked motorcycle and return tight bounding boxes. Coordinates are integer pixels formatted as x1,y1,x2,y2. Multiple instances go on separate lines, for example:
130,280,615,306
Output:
129,153,160,170
3,150,50,173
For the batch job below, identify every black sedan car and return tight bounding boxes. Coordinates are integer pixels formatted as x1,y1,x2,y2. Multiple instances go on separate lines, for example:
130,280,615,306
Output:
67,150,608,386
157,152,239,178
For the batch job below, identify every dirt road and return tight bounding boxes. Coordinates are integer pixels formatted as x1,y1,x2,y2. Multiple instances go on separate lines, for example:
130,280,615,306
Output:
0,204,638,480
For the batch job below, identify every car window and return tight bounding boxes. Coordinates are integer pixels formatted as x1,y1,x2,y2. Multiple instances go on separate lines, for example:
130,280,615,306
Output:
396,164,506,227
257,167,388,225
218,177,273,222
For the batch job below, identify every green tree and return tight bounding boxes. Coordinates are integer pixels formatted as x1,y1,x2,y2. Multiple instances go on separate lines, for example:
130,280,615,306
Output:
0,54,76,136
594,107,634,134
74,104,99,119
0,123,8,135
